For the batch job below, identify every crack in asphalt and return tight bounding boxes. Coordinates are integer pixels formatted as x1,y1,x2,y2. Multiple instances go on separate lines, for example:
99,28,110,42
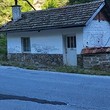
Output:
0,94,67,105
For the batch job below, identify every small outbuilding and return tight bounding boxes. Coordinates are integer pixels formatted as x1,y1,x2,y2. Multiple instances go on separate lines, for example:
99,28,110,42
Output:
0,0,110,68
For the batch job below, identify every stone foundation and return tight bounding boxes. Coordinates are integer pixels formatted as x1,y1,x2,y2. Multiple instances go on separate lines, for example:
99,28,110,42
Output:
77,54,83,67
7,53,63,66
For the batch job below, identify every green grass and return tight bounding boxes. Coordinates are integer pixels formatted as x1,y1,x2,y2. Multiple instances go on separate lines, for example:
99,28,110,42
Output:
0,60,110,76
56,66,110,76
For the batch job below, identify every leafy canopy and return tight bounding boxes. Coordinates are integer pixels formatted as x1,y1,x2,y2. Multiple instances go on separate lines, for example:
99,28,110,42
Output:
0,0,33,26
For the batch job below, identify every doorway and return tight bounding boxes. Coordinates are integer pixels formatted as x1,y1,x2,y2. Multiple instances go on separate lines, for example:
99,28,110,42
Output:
64,36,77,66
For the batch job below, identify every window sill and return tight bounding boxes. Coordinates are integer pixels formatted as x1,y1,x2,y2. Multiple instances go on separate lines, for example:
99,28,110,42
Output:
22,51,31,54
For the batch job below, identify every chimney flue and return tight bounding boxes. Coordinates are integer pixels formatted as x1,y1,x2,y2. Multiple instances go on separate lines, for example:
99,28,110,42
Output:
14,0,18,5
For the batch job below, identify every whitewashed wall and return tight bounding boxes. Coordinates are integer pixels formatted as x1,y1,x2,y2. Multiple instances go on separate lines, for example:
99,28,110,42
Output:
7,35,21,53
83,20,110,48
31,31,63,54
7,27,83,54
7,30,63,54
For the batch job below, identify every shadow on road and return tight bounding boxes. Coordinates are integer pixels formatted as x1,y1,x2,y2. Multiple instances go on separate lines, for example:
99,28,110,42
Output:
0,94,67,105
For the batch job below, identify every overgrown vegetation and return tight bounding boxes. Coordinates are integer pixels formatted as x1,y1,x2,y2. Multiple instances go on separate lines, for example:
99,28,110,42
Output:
56,66,110,76
0,34,7,54
0,0,33,26
0,34,7,61
42,0,68,9
42,0,109,9
0,60,109,76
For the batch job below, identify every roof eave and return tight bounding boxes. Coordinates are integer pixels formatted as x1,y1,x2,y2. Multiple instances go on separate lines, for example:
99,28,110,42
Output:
0,24,86,33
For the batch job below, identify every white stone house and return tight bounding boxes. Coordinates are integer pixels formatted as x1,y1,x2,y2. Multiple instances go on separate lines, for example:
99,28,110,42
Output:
0,0,110,66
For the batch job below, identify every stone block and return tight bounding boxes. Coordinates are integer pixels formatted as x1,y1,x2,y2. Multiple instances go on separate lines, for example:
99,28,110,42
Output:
8,53,63,66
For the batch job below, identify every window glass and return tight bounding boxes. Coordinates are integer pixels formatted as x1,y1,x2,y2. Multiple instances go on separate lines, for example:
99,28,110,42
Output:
67,36,76,48
71,37,74,48
74,36,76,48
21,37,30,52
67,37,70,48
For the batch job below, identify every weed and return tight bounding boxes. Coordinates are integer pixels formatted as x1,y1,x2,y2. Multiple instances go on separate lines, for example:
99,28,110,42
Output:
0,61,110,76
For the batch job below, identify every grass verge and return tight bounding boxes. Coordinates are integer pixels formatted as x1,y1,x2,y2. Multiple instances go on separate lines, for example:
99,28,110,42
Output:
56,66,110,76
0,61,110,76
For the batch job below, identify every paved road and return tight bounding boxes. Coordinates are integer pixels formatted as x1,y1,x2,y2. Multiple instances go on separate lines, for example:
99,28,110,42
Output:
0,66,110,110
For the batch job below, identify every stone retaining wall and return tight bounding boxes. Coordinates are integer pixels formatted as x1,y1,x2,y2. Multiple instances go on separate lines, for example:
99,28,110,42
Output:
81,47,110,71
83,53,110,69
77,54,83,67
7,53,63,66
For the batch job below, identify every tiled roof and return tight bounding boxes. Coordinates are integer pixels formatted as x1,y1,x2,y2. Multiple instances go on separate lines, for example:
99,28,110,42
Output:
0,0,104,32
81,47,110,54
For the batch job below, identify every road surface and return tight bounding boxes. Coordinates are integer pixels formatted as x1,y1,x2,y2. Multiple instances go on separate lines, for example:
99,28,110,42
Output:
0,66,110,110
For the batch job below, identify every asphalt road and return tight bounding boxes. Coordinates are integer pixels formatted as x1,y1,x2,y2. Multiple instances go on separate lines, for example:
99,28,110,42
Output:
0,66,110,110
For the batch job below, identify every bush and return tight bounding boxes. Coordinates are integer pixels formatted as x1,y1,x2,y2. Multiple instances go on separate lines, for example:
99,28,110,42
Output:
0,34,7,55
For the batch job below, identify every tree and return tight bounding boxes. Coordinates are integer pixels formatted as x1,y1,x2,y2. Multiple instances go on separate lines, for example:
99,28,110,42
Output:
42,0,68,9
0,34,7,55
58,0,68,7
0,0,33,26
0,0,12,25
42,0,59,9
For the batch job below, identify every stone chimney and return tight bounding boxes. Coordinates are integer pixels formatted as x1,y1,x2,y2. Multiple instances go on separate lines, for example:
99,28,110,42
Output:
12,0,21,21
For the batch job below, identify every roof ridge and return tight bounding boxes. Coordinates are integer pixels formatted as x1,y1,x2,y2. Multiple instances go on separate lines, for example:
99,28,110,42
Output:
22,0,104,14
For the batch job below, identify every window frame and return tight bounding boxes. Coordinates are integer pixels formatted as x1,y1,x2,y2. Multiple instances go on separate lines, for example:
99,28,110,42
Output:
66,36,76,49
21,37,31,53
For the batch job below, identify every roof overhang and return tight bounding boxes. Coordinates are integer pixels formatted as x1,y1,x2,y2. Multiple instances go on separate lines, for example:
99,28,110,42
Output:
0,24,85,33
86,1,105,25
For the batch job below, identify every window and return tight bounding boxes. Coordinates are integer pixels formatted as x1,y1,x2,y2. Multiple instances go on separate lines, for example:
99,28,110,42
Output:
67,36,76,48
21,37,31,52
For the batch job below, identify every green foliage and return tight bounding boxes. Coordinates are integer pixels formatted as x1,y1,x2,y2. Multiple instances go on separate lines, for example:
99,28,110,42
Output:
58,0,68,7
42,0,69,9
18,0,33,12
56,66,110,75
42,0,96,9
0,34,7,55
42,0,59,9
0,0,33,26
0,0,99,25
0,0,12,25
